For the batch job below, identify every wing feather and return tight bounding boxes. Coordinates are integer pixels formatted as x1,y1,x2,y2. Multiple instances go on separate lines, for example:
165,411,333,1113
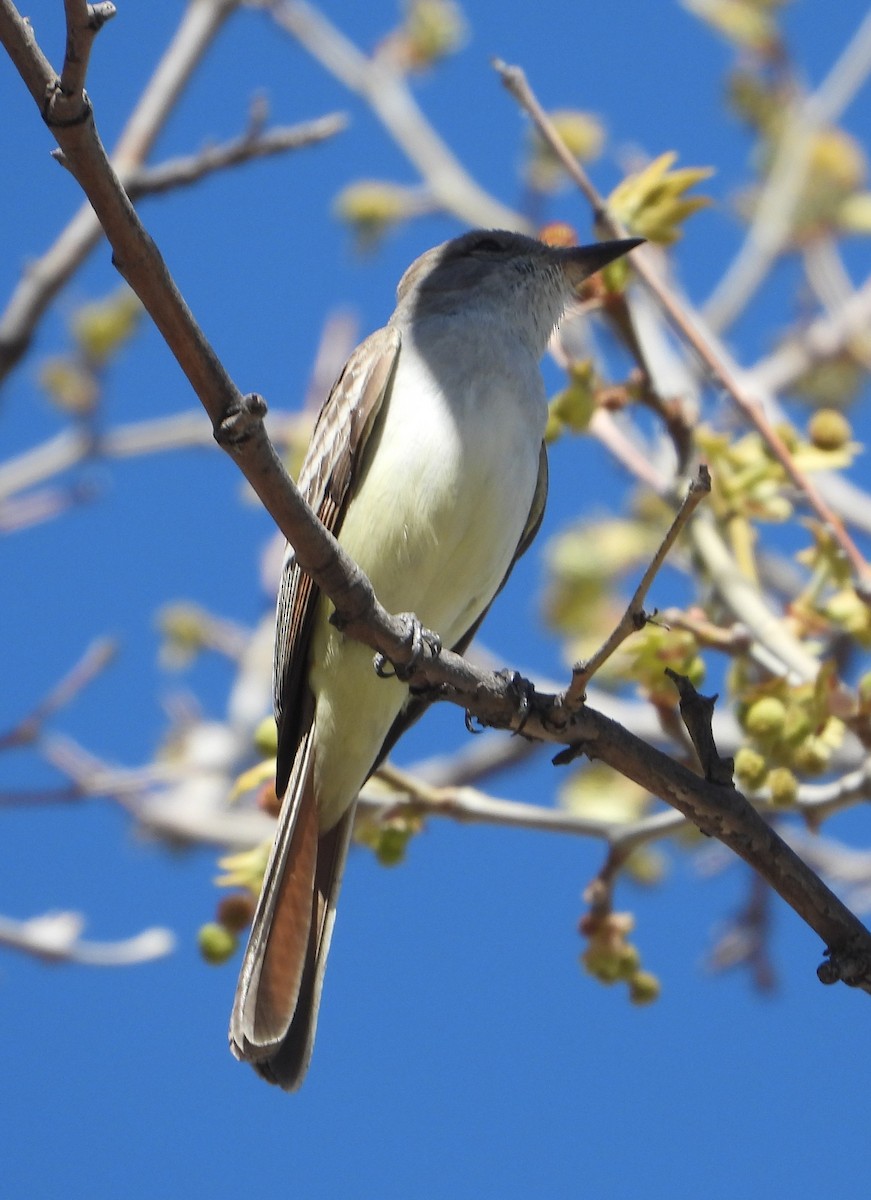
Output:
273,325,402,797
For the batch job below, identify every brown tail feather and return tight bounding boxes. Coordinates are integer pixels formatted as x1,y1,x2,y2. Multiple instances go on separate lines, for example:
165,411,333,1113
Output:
252,801,358,1091
230,734,318,1060
251,775,319,1046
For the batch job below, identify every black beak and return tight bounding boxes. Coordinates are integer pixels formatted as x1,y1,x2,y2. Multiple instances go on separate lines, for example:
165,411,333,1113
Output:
558,237,645,285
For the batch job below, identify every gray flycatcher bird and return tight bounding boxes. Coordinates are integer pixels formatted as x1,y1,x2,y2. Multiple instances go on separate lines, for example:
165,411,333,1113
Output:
229,228,642,1089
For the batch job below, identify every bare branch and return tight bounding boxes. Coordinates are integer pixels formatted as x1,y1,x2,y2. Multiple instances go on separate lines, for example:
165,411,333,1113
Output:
702,7,871,332
122,113,347,198
0,637,117,750
58,0,116,115
363,763,620,841
0,910,174,965
565,467,710,704
750,272,871,395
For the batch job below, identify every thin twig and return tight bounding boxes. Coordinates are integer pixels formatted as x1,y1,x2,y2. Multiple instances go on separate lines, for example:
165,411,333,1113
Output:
121,113,347,197
58,0,116,109
565,466,711,705
366,762,621,840
0,637,117,749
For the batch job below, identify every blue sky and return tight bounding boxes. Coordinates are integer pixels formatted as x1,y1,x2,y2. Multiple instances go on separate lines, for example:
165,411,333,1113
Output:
3,1,871,1196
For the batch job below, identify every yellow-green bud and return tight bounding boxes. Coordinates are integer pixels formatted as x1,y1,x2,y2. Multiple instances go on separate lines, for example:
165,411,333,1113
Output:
735,746,768,789
767,766,799,809
72,289,142,365
792,736,831,775
629,970,661,1005
39,358,97,415
744,696,787,738
808,408,852,451
198,922,237,965
616,943,642,979
253,716,278,757
782,706,813,746
582,944,622,984
825,589,870,637
376,826,410,867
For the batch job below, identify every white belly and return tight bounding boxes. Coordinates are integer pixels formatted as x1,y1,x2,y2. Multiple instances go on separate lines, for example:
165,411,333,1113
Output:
309,328,546,829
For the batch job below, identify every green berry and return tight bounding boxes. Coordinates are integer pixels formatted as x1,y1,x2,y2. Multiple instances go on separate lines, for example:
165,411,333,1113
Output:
198,922,237,965
808,408,851,451
735,746,768,789
629,971,661,1005
744,696,787,738
767,767,799,808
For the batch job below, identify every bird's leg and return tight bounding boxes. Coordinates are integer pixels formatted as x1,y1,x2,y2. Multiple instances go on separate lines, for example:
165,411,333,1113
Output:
374,613,442,680
493,669,537,734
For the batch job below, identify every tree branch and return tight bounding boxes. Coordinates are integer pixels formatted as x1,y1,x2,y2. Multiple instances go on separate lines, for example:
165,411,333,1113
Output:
0,909,174,965
565,466,710,704
121,113,347,198
58,0,116,113
702,7,871,332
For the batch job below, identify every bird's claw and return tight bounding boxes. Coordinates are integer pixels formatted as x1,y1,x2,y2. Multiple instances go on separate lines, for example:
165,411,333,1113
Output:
374,613,442,680
495,669,536,734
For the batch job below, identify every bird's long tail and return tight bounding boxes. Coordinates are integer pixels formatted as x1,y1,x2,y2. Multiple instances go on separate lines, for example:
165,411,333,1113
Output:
229,732,356,1090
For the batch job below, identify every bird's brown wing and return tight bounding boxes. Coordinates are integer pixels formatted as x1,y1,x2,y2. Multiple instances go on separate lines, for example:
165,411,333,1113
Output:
230,325,401,1079
273,324,403,797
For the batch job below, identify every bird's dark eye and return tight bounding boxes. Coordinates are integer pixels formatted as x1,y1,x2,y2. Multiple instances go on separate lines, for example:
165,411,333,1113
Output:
471,236,505,254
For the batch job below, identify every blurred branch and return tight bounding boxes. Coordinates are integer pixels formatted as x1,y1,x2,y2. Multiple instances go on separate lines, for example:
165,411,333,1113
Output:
0,910,174,965
750,271,871,395
264,0,525,230
703,8,871,333
708,872,777,992
0,638,117,750
0,410,305,533
122,112,347,198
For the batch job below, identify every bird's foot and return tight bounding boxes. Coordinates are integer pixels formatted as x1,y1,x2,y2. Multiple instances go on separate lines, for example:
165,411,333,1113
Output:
465,670,537,734
374,614,442,681
496,669,537,734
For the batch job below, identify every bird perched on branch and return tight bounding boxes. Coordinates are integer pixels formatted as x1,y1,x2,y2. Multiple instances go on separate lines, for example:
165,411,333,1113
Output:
230,228,642,1089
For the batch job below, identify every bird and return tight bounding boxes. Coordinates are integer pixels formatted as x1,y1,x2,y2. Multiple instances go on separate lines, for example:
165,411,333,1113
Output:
229,228,642,1089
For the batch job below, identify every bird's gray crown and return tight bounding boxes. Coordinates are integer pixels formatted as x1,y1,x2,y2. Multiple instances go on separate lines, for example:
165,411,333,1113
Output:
391,229,641,352
395,229,642,306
